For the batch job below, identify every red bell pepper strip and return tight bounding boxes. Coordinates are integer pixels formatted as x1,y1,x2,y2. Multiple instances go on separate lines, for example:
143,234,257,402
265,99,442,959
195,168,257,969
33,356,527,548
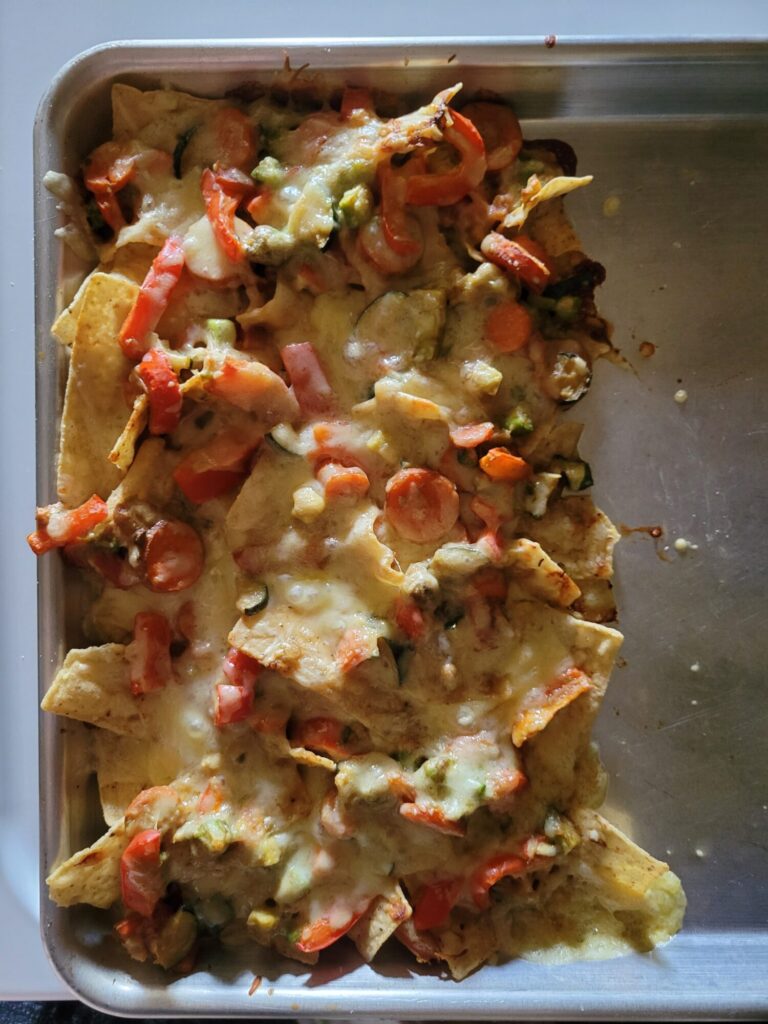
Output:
340,86,374,120
27,495,108,555
412,877,463,931
213,683,254,726
119,236,186,360
120,829,165,917
136,348,182,435
393,596,426,640
213,107,257,170
399,803,466,838
201,168,250,264
470,853,528,909
459,102,523,171
295,903,370,953
290,717,354,759
84,142,136,232
404,110,486,207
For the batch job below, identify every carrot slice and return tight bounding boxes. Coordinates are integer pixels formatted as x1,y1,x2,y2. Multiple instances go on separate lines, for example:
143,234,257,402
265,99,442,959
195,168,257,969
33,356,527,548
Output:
479,448,531,482
484,301,533,353
316,461,370,499
449,422,495,448
385,468,459,543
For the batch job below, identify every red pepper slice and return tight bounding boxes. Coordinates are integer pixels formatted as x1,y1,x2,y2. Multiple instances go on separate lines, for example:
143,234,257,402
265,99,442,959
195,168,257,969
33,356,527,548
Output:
27,495,108,555
480,232,554,293
136,348,182,435
295,902,370,953
404,110,487,207
119,236,185,360
412,877,463,931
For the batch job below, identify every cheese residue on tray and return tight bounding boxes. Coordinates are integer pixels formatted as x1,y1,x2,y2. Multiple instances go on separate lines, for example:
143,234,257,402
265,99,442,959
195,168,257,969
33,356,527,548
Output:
31,80,685,979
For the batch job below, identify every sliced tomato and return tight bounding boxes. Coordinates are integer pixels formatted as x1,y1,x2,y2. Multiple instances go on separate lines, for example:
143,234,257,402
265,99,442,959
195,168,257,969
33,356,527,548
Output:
384,468,459,543
340,86,374,120
143,518,204,592
295,903,370,953
129,611,172,696
207,356,299,421
480,232,554,293
459,102,523,171
137,348,182,435
449,421,495,448
280,342,334,417
214,683,254,726
399,802,466,837
404,110,487,206
173,429,260,503
470,853,527,909
412,877,463,931
27,495,108,555
222,647,262,690
120,829,165,917
214,107,257,170
291,717,353,759
393,596,426,640
119,236,186,360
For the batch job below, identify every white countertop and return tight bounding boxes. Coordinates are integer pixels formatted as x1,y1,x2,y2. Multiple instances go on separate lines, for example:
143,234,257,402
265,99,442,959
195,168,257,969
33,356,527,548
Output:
1,0,766,1001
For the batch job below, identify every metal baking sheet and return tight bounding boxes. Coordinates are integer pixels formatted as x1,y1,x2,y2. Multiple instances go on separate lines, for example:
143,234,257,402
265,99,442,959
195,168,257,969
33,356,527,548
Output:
34,39,768,1019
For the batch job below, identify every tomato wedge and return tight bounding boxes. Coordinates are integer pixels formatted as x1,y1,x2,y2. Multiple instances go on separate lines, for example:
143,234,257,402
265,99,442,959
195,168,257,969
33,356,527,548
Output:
173,430,260,503
27,495,108,555
384,468,459,543
137,348,182,435
460,102,523,171
480,232,553,293
404,110,487,206
412,877,463,931
222,647,262,689
129,611,172,695
213,683,254,726
119,236,186,360
295,903,370,953
393,596,426,640
281,343,334,417
120,829,165,917
143,518,204,592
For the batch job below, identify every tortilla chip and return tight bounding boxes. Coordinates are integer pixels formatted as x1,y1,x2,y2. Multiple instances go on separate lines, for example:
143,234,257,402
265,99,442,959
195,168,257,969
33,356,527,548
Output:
51,272,93,346
440,912,499,981
512,669,592,747
93,731,160,826
108,393,148,471
111,84,226,154
109,243,157,284
505,537,581,607
41,644,146,738
226,445,313,553
573,810,673,911
57,273,138,504
106,437,179,513
526,496,620,582
47,820,127,909
349,883,411,961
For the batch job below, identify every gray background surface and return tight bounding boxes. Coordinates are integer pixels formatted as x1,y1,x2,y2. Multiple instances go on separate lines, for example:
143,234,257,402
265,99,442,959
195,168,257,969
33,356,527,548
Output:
1,0,767,1003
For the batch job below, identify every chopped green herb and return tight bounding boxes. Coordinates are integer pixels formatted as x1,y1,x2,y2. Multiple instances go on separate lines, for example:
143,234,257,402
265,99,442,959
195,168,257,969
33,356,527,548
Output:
173,126,197,179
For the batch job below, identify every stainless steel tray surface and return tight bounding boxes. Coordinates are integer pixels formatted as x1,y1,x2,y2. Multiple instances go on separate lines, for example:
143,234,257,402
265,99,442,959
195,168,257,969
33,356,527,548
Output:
34,39,768,1019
